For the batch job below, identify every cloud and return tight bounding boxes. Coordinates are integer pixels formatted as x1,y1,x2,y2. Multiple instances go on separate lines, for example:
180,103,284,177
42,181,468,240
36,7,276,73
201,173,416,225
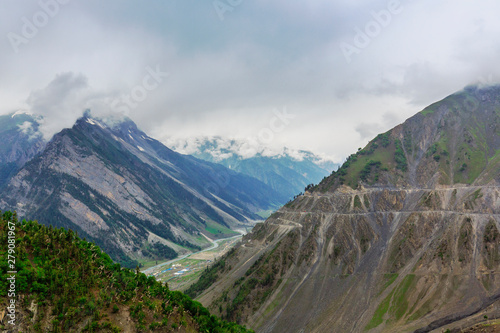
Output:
26,72,90,140
355,112,401,141
17,120,42,141
17,121,33,134
2,1,500,159
24,72,134,141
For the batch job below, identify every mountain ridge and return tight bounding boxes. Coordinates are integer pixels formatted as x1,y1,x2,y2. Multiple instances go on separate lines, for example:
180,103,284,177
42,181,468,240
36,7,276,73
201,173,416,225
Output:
185,85,500,333
0,115,287,268
166,136,339,200
315,85,500,193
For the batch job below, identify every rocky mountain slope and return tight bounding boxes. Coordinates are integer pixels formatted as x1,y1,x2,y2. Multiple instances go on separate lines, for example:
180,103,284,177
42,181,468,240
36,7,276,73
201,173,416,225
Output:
186,85,500,332
0,211,253,332
0,114,286,268
0,112,45,188
167,137,339,200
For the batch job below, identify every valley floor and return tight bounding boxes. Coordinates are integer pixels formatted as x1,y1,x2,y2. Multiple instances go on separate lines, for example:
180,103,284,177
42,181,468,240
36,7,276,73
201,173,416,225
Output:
141,232,245,291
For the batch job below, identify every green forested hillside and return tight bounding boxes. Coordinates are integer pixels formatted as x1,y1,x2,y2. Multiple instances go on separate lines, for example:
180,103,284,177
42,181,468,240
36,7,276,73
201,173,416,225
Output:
0,211,252,332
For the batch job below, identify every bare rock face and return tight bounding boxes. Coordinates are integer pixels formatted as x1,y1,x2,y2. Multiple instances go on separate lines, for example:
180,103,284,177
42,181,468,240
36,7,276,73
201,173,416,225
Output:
0,116,286,268
188,85,500,332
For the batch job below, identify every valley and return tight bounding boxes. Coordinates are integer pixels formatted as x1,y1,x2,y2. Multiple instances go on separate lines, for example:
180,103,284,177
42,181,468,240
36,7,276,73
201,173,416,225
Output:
0,212,253,332
2,2,499,332
1,85,500,332
142,231,246,291
0,115,284,268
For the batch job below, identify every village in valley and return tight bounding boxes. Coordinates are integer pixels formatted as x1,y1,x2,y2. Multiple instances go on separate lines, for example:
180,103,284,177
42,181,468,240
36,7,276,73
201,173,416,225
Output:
145,235,242,291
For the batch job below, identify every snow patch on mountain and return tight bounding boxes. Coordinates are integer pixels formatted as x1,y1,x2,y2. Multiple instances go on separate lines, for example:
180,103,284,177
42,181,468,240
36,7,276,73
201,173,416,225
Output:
11,109,34,118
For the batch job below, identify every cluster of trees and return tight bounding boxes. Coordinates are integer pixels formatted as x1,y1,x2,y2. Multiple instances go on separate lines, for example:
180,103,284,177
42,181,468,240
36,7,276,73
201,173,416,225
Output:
394,139,408,171
360,160,382,182
0,211,253,332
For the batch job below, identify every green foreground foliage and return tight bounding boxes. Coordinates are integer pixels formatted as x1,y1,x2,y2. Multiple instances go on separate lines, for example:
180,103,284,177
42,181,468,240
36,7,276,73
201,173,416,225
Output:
0,211,253,332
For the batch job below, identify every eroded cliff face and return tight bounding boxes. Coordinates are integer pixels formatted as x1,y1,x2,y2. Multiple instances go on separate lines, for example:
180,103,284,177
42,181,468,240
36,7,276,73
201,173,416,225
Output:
195,184,500,332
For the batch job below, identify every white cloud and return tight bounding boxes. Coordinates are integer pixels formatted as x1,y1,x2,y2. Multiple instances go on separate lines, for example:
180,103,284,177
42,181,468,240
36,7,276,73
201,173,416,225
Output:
17,121,33,134
2,1,500,159
26,72,91,140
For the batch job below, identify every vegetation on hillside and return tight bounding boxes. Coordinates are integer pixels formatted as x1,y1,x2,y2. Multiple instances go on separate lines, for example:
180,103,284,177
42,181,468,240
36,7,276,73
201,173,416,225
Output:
0,211,253,332
314,86,500,192
185,251,233,300
158,86,500,332
314,131,395,191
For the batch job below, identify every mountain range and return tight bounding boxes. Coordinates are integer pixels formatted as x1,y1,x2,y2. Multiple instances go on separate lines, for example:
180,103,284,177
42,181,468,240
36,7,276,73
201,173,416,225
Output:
186,85,500,332
166,137,339,200
2,84,500,332
0,113,288,268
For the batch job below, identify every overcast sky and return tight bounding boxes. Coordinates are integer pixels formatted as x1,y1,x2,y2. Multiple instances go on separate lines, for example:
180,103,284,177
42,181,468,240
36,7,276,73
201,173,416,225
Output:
1,0,500,162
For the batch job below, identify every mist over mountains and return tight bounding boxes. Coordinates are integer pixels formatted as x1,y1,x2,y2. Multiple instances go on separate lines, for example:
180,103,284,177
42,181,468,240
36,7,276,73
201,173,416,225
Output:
3,2,500,332
0,111,46,188
1,84,500,332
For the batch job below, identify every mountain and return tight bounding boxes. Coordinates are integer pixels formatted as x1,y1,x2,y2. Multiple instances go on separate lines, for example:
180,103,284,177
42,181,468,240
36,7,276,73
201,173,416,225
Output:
185,85,500,332
0,211,253,332
0,111,45,188
0,114,287,268
166,136,339,201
